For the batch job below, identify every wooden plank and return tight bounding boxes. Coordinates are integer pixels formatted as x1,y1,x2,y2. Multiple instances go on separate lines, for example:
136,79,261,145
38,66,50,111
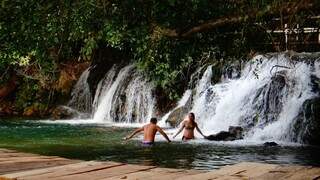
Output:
280,167,320,180
0,148,320,180
14,161,124,180
3,161,106,179
0,153,39,158
0,148,17,153
254,165,306,179
104,167,204,180
175,162,279,180
47,164,156,180
0,157,71,166
0,159,80,175
0,156,67,163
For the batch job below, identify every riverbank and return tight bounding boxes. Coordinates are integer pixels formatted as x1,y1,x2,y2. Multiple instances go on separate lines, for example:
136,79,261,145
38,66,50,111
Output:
0,148,319,180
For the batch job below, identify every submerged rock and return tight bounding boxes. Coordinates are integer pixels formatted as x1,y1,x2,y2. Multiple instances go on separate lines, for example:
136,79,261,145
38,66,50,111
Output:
206,126,243,141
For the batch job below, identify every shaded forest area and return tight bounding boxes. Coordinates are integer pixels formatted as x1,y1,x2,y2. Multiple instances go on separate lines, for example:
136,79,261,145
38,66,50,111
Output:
0,0,319,117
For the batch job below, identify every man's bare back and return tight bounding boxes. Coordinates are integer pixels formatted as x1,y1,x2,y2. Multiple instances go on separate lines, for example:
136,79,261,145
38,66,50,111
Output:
143,123,158,142
124,118,171,144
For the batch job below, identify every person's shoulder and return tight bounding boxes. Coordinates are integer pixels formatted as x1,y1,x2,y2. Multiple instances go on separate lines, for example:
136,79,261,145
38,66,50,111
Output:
155,125,163,130
182,119,188,123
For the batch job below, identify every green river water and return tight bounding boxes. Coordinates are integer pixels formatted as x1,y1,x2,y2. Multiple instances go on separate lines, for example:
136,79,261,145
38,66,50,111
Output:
0,120,319,170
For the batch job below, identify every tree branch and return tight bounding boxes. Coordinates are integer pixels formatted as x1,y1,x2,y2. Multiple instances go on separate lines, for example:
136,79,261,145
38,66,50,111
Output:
163,0,314,38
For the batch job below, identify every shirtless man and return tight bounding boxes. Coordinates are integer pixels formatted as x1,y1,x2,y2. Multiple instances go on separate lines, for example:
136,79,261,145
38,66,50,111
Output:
124,117,171,145
173,112,206,140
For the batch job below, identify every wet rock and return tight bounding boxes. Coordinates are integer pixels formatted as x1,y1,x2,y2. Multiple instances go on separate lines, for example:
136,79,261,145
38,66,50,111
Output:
222,62,241,80
165,92,193,127
56,70,76,94
206,126,243,141
310,75,320,94
243,73,287,129
166,106,188,127
51,106,75,120
263,142,278,147
228,126,244,139
55,62,90,95
292,97,320,145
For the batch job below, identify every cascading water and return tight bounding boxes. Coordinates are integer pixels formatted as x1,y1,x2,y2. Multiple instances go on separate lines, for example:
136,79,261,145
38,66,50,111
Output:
67,52,319,144
92,65,155,124
174,53,320,143
68,68,92,113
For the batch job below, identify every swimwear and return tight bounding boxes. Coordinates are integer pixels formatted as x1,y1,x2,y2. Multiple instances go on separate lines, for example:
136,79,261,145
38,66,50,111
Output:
141,141,154,146
185,126,194,130
182,136,194,141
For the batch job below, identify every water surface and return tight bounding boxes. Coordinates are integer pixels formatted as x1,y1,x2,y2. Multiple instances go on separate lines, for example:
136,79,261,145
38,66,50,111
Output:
0,120,319,170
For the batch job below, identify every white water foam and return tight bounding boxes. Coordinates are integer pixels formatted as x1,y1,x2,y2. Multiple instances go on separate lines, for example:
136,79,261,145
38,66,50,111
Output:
182,54,318,144
93,65,134,122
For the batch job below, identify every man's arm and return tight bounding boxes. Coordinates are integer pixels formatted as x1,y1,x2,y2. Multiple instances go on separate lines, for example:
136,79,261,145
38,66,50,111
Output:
173,122,185,139
124,127,144,140
195,123,206,138
157,126,171,142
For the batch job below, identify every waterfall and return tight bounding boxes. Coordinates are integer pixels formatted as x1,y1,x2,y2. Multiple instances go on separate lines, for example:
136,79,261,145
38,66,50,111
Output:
68,68,92,113
92,65,155,123
68,52,319,144
177,53,319,143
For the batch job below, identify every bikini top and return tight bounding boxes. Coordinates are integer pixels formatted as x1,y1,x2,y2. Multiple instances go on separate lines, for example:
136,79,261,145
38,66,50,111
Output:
185,124,195,130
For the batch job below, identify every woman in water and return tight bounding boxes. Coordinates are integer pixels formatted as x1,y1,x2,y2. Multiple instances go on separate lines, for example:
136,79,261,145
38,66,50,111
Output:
173,112,206,140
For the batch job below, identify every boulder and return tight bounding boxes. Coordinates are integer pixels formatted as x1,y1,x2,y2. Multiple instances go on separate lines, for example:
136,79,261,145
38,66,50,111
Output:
263,142,279,147
165,91,193,127
206,126,243,141
292,97,320,145
51,106,76,120
165,106,188,127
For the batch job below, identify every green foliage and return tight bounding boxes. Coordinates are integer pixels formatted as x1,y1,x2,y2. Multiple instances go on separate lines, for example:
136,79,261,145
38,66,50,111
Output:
0,0,317,102
15,79,40,109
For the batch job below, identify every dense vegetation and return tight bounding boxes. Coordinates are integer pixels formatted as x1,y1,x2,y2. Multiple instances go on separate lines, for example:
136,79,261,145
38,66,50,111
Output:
0,0,319,115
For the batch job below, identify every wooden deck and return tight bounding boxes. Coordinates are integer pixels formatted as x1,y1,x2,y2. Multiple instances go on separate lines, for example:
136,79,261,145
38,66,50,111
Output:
0,148,319,180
